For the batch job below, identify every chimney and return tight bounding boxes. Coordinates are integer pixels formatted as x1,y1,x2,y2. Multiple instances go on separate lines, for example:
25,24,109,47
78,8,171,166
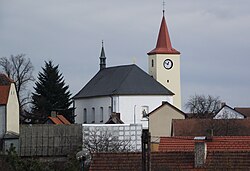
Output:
51,111,57,117
194,137,207,168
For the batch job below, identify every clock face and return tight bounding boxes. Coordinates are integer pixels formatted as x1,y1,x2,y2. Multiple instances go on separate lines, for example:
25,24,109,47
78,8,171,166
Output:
163,59,173,69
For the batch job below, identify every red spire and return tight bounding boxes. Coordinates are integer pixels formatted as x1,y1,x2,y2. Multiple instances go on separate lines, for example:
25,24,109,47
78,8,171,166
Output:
148,15,180,55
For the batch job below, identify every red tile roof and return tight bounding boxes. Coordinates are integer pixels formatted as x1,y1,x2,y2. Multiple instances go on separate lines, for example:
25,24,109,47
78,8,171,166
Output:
0,86,10,105
48,117,63,124
148,15,180,55
159,136,250,152
47,115,71,124
57,115,71,124
89,151,250,170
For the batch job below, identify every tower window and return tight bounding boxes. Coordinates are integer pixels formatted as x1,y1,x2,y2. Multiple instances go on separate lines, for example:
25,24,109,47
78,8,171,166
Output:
151,59,154,67
167,80,170,83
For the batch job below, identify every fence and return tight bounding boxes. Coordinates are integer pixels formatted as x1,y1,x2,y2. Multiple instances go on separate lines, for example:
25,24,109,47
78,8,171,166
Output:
19,124,82,157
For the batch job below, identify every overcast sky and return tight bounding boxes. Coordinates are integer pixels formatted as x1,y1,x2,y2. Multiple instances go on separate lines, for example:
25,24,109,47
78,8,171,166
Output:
1,0,250,110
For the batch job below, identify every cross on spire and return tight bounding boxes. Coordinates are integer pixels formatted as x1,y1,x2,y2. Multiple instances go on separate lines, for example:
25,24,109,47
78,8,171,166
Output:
163,0,166,15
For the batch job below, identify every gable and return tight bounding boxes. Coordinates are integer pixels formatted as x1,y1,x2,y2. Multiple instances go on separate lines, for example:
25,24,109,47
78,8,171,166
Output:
74,64,173,99
214,105,245,119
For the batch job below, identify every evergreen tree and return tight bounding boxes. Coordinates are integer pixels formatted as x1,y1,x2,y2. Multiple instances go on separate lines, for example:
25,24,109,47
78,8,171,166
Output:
32,61,74,123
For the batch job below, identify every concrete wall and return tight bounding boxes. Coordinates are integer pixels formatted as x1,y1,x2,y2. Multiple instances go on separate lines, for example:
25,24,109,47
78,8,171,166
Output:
19,124,82,157
82,124,142,151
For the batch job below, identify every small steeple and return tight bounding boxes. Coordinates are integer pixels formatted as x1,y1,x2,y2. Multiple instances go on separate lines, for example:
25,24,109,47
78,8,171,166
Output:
99,40,106,70
148,11,180,55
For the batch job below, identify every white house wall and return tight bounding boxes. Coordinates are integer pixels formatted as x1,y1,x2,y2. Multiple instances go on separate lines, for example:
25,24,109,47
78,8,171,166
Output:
114,95,173,128
75,96,111,124
6,83,19,134
214,106,244,119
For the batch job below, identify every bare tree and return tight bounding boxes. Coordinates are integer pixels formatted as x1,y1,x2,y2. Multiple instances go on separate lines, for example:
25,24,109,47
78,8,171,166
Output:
83,128,134,153
0,54,34,111
185,94,221,118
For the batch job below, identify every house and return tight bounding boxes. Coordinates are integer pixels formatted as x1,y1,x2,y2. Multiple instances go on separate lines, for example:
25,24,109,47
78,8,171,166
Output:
214,103,246,119
0,73,19,152
74,63,173,128
149,101,185,146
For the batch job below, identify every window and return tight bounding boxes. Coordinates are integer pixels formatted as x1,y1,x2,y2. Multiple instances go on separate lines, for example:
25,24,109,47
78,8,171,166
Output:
92,108,95,123
151,59,154,67
108,106,112,115
83,108,87,123
100,107,103,123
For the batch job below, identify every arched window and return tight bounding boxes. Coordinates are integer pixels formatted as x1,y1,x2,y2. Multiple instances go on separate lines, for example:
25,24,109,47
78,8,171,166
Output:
151,59,154,67
92,107,95,123
83,108,87,123
100,107,103,123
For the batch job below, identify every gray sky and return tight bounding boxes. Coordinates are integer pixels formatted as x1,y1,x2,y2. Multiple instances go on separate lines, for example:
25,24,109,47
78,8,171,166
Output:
1,0,250,110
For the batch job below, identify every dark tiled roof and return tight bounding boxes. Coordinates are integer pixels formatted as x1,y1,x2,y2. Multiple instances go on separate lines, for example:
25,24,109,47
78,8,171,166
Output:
173,119,250,136
235,107,250,117
159,136,250,152
74,64,173,99
0,73,13,85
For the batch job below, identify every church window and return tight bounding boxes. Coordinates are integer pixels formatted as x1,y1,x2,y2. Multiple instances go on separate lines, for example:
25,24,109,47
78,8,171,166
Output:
92,107,95,123
100,107,103,123
167,80,169,83
108,106,112,115
151,59,154,67
83,108,87,123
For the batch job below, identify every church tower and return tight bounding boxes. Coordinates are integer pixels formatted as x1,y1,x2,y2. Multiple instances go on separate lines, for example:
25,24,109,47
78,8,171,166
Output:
148,11,181,109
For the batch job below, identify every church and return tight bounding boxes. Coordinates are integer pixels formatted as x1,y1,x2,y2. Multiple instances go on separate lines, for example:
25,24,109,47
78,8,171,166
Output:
74,11,181,128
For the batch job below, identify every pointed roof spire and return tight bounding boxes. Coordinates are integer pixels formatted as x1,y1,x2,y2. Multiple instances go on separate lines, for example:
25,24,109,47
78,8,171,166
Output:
148,13,180,55
100,40,106,70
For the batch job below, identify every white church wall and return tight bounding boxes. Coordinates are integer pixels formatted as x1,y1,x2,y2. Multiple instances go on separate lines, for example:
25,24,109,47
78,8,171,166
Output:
75,96,111,124
115,95,173,128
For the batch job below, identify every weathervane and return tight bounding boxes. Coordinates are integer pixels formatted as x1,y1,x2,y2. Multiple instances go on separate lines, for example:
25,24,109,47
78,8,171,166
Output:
163,0,166,15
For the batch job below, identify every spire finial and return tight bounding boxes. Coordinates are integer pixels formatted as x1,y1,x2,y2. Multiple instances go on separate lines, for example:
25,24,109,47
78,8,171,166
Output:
162,0,166,16
100,40,106,70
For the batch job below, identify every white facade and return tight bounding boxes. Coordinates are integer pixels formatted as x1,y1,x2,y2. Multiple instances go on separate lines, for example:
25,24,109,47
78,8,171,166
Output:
75,95,173,128
214,106,245,119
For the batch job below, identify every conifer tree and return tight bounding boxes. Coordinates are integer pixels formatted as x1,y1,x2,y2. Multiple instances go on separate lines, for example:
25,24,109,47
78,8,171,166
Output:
32,61,74,123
